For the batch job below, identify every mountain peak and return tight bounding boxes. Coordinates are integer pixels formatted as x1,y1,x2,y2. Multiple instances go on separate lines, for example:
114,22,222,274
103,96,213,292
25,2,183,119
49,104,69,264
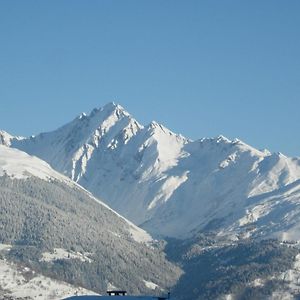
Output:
102,102,125,113
148,120,160,129
0,130,25,146
88,102,129,120
215,135,231,143
147,121,176,136
77,112,87,120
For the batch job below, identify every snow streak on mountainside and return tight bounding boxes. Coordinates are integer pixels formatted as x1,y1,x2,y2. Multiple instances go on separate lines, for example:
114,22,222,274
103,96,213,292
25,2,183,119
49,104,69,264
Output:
3,102,300,239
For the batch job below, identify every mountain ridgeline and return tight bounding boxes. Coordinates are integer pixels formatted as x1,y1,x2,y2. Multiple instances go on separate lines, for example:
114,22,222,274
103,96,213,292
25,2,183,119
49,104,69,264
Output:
2,102,300,240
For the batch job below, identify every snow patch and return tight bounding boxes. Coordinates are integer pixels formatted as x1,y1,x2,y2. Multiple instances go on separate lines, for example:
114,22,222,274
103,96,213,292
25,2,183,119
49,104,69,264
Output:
148,172,189,210
142,279,159,290
0,257,96,299
238,204,270,226
107,282,119,290
41,248,92,263
128,225,153,244
219,152,238,169
0,243,11,251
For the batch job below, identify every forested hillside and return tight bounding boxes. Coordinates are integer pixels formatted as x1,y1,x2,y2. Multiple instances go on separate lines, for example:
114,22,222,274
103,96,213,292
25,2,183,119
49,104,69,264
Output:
0,175,181,295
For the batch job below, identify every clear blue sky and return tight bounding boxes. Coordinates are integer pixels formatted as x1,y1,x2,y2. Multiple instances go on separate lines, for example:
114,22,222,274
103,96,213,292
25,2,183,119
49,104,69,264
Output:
0,1,299,156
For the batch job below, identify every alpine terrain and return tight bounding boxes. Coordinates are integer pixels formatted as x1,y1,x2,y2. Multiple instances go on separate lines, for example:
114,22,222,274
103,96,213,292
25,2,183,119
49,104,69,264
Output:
2,103,300,299
2,102,300,241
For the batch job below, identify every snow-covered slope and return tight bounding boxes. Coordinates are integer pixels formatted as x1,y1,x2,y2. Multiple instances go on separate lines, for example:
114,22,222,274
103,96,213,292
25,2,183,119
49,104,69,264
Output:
0,253,96,300
0,145,67,181
5,103,300,240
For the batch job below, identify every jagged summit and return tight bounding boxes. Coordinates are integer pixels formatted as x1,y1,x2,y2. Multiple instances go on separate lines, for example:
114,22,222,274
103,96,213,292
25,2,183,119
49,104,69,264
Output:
0,130,13,146
147,120,184,138
75,102,131,125
0,130,24,146
90,102,129,118
216,134,231,143
102,101,121,110
77,112,87,120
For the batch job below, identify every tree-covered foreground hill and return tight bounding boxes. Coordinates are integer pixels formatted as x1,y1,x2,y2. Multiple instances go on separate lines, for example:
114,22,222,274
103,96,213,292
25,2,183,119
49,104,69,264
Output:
0,175,181,295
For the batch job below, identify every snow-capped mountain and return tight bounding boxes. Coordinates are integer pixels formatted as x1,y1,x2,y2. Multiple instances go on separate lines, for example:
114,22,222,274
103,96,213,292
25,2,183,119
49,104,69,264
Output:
2,102,300,240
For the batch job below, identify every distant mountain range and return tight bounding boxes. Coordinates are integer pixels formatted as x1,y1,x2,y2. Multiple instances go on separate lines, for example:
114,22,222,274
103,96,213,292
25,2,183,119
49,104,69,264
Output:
2,102,300,240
